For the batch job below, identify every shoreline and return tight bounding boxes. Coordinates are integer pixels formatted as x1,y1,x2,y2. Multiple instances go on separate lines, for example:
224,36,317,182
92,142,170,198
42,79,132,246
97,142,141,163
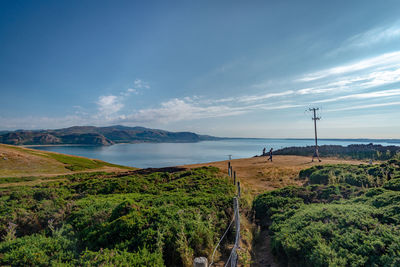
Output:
13,137,400,148
22,144,99,148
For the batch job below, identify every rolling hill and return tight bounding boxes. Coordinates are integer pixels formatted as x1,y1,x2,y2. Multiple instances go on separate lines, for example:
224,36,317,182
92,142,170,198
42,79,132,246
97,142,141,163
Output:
0,125,220,146
0,144,133,177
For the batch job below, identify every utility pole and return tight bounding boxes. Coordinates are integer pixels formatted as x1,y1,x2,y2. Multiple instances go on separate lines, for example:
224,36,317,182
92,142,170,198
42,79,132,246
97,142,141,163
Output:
309,108,321,162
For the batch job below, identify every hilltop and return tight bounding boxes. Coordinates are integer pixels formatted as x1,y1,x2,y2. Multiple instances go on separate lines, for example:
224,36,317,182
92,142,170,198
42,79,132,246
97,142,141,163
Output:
0,125,220,146
0,144,133,178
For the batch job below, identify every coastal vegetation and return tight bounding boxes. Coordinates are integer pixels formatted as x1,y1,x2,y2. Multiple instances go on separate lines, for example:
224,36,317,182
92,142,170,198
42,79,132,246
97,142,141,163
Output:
253,157,400,266
0,167,235,266
4,142,400,266
274,143,400,160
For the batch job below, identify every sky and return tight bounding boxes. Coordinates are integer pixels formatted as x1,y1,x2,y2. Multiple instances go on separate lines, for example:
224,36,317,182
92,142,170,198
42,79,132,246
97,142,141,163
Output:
1,0,400,138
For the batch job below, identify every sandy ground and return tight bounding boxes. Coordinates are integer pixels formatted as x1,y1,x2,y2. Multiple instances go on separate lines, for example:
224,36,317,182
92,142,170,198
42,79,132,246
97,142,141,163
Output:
183,155,366,195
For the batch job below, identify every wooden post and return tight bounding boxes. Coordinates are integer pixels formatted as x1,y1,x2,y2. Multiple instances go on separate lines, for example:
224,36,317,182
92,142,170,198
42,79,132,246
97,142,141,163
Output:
228,162,231,177
194,257,208,267
237,181,241,197
232,197,240,266
233,197,240,243
233,171,236,185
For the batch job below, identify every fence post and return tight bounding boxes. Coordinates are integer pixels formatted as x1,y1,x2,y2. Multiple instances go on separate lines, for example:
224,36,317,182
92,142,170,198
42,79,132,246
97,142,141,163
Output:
194,257,208,267
228,162,231,176
233,196,240,246
237,181,241,198
233,171,236,185
231,252,238,267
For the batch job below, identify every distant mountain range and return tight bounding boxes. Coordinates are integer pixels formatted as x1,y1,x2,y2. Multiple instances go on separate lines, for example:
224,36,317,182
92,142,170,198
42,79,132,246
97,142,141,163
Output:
0,125,221,146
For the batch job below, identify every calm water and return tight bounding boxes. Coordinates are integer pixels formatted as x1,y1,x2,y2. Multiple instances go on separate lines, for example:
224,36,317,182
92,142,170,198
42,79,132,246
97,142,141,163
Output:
31,139,400,168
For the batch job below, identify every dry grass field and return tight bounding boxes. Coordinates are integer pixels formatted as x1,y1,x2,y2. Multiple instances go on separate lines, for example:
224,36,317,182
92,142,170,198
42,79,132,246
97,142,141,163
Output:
0,144,134,179
183,155,366,195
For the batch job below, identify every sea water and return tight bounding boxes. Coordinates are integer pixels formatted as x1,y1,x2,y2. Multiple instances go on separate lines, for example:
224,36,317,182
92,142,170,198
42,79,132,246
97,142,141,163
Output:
31,138,400,168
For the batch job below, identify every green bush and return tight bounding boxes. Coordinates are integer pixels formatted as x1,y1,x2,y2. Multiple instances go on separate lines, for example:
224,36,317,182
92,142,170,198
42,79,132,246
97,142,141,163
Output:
79,248,164,267
0,167,234,266
299,162,400,187
0,225,76,266
270,203,400,267
254,158,400,267
383,178,400,191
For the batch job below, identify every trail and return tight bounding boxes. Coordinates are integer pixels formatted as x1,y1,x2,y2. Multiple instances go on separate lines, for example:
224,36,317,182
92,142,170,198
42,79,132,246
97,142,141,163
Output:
251,229,279,267
184,155,365,266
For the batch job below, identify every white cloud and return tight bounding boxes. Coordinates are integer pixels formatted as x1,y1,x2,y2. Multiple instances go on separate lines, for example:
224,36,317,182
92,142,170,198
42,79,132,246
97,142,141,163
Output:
326,21,400,56
314,88,400,103
0,115,92,130
120,88,138,97
292,50,400,98
111,96,301,124
342,21,400,49
298,51,400,82
238,90,295,103
133,79,150,89
97,95,124,116
122,98,249,123
328,101,400,112
98,79,150,115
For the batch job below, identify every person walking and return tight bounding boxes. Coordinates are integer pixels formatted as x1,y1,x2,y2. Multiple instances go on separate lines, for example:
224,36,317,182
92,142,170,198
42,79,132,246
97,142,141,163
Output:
268,148,273,162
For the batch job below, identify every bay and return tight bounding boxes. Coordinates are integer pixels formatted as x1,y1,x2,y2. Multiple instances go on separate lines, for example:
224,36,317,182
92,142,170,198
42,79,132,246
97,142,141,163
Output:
31,139,400,168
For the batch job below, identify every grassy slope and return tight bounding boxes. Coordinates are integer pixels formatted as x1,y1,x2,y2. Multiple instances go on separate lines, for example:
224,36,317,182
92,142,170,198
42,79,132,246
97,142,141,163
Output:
0,144,134,178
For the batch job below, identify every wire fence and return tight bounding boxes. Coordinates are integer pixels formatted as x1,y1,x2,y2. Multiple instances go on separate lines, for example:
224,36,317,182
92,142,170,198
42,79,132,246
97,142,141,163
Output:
194,161,241,267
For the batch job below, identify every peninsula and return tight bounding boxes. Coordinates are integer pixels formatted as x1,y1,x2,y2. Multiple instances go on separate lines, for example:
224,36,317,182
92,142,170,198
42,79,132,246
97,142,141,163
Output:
0,125,220,146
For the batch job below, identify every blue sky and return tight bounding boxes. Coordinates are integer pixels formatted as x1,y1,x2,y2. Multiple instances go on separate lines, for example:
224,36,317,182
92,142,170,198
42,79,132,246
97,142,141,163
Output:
1,0,400,138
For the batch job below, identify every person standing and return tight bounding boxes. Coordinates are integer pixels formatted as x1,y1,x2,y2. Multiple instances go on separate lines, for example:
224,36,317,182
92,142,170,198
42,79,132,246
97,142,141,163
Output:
268,148,273,162
262,147,266,156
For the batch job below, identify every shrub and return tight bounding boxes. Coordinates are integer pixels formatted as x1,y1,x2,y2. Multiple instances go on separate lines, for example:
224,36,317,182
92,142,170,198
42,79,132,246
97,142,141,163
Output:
79,248,164,267
383,178,400,191
0,167,234,266
270,203,400,267
254,184,400,266
0,225,76,266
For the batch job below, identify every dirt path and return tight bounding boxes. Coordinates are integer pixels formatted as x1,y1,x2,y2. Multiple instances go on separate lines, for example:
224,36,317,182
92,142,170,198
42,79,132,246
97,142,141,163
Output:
251,229,279,267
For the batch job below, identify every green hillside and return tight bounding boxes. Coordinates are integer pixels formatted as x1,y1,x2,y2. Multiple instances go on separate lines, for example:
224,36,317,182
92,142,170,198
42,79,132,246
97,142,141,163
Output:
0,167,235,266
